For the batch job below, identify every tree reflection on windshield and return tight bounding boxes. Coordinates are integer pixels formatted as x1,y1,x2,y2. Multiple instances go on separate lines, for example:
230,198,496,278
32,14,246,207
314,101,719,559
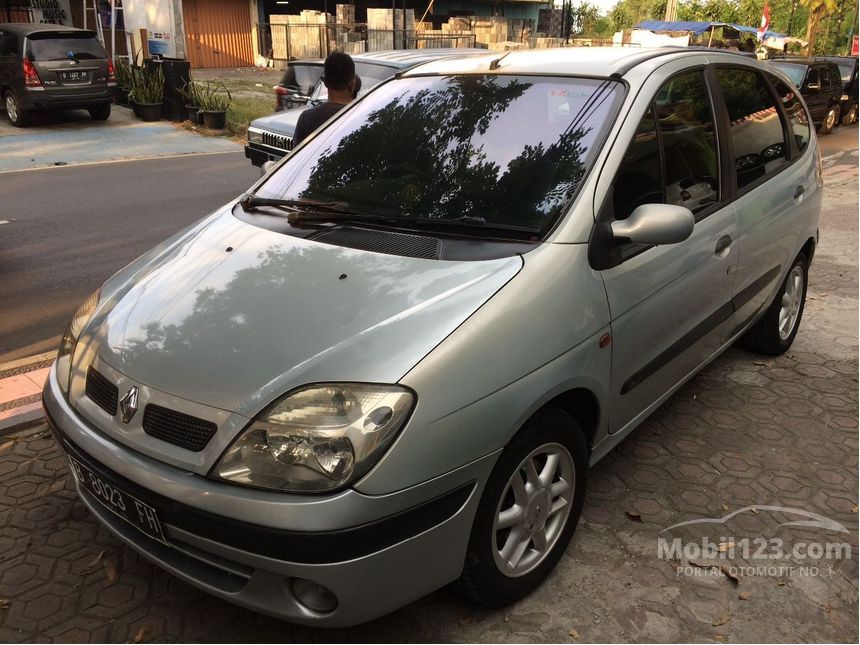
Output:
261,74,621,234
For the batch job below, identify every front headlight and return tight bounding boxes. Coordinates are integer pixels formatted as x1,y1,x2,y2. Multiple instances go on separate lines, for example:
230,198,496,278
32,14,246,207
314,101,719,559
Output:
213,384,414,492
56,289,100,395
247,128,263,144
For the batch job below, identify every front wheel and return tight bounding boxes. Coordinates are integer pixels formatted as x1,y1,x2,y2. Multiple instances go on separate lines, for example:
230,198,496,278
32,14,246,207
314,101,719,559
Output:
739,254,808,355
4,91,30,127
820,105,839,134
458,408,588,606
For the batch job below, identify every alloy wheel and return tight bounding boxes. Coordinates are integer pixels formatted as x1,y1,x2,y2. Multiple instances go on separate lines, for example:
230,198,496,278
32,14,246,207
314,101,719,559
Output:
492,442,575,577
778,265,804,341
5,94,18,124
826,108,837,130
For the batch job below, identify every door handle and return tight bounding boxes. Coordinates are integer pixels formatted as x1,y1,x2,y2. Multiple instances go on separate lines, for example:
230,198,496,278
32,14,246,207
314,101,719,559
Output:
715,235,732,255
794,185,805,199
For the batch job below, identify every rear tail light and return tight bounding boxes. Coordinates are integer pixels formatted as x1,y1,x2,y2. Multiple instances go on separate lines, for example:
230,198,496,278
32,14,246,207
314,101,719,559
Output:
107,59,116,85
22,59,41,87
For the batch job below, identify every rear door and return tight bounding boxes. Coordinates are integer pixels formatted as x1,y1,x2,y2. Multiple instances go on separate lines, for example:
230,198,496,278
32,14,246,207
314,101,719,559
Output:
26,31,109,97
802,66,826,122
714,66,815,330
595,60,739,434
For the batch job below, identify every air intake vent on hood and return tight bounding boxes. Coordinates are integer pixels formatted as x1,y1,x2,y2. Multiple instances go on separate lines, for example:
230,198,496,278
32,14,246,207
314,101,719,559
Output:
312,226,441,259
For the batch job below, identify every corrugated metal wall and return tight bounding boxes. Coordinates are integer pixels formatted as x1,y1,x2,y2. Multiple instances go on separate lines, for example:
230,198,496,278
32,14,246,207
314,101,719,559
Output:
183,0,254,68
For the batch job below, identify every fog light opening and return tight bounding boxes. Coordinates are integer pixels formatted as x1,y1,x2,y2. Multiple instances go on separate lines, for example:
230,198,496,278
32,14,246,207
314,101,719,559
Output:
291,577,338,614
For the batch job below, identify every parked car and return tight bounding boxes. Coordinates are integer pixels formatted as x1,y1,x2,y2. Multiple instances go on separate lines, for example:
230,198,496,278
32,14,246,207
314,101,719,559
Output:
45,47,820,627
0,23,115,127
245,48,486,168
273,60,323,111
821,55,858,125
767,57,843,133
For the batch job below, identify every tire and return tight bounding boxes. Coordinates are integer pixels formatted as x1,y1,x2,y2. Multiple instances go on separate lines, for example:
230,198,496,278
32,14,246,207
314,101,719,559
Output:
819,105,838,134
88,103,111,121
458,408,588,606
739,253,808,356
4,90,30,127
842,104,857,126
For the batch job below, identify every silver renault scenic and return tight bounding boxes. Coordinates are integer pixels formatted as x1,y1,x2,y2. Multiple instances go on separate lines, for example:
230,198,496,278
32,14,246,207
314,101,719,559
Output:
44,47,821,626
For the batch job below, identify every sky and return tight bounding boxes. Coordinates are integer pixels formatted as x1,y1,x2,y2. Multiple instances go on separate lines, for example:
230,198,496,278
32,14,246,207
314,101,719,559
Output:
554,0,619,17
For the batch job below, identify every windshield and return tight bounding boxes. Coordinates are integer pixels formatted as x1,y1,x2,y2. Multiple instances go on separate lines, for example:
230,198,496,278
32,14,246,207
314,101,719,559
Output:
836,61,854,83
281,63,323,95
26,35,106,61
772,63,807,88
313,62,401,101
258,74,621,235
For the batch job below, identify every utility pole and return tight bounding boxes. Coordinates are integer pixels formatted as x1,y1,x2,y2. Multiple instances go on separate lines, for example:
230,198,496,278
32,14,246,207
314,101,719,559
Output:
664,0,679,22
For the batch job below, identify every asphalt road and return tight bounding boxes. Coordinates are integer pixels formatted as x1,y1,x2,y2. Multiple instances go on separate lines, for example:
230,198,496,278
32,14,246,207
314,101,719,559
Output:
0,152,260,364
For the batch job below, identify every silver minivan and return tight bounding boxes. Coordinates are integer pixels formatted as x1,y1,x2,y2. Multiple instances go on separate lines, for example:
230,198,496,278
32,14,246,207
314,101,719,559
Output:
44,47,821,626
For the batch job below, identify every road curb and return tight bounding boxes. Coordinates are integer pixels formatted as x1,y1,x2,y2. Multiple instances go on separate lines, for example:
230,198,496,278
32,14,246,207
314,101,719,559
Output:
0,351,54,374
0,403,44,435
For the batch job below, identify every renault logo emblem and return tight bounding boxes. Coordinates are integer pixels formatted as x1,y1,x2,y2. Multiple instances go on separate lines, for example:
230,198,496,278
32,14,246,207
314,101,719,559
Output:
119,386,139,424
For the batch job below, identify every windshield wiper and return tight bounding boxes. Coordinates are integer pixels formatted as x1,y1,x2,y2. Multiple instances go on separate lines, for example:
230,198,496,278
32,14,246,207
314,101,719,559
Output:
241,195,391,225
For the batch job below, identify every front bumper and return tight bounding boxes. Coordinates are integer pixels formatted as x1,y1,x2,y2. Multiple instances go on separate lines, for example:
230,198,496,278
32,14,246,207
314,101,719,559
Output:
244,142,287,167
43,366,493,626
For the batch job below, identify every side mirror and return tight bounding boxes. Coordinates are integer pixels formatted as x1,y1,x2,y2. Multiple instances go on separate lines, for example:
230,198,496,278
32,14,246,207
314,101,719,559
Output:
261,160,277,177
611,204,694,246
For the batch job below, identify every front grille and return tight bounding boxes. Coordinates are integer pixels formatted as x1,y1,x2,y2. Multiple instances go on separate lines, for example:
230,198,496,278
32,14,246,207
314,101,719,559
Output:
261,131,292,151
142,404,217,452
85,367,118,415
313,226,442,259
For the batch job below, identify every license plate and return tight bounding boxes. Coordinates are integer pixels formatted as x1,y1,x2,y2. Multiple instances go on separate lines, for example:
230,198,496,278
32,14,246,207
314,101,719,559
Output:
60,70,87,82
68,456,168,544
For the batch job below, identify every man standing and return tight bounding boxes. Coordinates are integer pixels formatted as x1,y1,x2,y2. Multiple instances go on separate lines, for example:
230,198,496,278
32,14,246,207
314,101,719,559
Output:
292,51,357,146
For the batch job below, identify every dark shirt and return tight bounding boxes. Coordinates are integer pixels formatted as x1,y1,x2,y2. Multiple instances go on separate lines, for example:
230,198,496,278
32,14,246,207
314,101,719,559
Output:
292,102,346,146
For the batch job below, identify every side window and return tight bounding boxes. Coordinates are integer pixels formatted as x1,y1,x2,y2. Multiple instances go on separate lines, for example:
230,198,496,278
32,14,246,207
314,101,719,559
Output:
653,70,719,213
612,106,663,221
715,67,788,191
820,66,832,90
806,68,820,90
2,34,19,57
771,76,810,154
612,69,719,224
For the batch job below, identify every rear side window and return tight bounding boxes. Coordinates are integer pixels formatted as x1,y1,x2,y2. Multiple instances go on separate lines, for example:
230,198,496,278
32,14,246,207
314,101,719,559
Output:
715,68,788,190
771,76,810,154
26,35,106,61
0,33,18,56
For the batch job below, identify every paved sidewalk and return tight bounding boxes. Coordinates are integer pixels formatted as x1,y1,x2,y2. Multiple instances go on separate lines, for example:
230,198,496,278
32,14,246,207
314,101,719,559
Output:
0,354,53,430
0,153,856,643
0,106,240,172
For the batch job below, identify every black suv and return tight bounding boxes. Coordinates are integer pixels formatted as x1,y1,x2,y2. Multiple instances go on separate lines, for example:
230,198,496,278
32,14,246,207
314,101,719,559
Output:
0,23,115,127
822,55,858,125
767,58,844,134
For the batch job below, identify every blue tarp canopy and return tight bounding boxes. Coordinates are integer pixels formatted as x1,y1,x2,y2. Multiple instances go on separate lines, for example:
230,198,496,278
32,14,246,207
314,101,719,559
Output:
634,19,784,39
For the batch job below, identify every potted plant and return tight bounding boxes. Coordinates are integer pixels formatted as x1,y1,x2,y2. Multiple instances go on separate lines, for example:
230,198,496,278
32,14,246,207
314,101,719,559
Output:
114,58,133,106
200,81,231,130
180,81,204,124
130,65,164,122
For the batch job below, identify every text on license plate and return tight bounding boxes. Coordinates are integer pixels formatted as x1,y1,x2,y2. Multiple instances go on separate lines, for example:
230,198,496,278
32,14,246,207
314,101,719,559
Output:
68,456,168,544
61,71,87,81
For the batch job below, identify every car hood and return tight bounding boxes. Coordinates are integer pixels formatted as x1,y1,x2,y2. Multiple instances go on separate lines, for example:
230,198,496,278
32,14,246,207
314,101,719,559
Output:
86,210,522,417
249,107,306,137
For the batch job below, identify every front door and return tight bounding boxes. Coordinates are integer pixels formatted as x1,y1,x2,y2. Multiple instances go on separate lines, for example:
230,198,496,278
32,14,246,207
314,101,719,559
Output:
595,63,739,435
